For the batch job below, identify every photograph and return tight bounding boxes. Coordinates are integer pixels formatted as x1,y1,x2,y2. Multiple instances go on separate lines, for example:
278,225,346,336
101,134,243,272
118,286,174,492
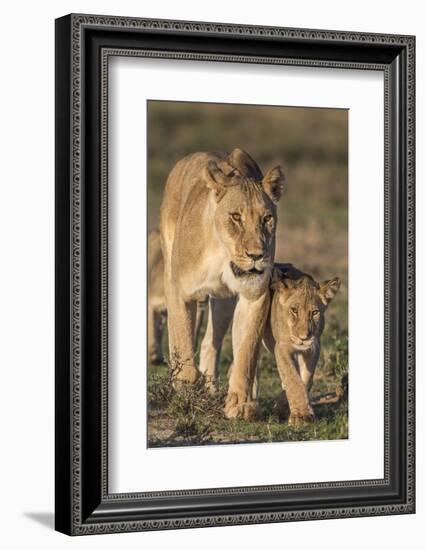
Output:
53,11,415,537
147,100,349,447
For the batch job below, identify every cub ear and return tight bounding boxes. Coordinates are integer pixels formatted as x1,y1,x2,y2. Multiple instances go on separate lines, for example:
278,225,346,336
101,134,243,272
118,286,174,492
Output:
271,267,285,291
271,266,296,291
204,160,229,201
319,277,341,306
262,166,285,204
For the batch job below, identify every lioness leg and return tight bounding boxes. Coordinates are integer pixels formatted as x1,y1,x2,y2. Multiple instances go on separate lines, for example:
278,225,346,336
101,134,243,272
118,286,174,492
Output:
225,293,270,420
275,390,290,422
199,297,236,392
154,309,167,362
147,302,158,364
164,286,199,385
194,299,208,351
228,360,259,401
147,303,165,364
275,346,315,424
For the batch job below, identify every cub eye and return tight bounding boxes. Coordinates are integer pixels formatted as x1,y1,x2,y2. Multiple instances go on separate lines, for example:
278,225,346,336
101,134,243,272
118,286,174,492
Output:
230,212,241,222
312,309,320,316
264,214,273,223
290,306,298,316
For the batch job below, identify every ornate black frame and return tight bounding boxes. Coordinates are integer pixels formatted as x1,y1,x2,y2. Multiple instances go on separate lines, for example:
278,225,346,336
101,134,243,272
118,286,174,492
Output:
55,13,415,535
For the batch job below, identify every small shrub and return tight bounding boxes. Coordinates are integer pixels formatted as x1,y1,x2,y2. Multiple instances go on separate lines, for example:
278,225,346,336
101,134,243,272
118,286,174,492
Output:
148,370,174,408
167,377,226,444
148,352,227,445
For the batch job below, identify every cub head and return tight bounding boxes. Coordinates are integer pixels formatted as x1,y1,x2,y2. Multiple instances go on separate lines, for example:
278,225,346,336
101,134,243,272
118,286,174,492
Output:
271,265,341,350
203,148,285,282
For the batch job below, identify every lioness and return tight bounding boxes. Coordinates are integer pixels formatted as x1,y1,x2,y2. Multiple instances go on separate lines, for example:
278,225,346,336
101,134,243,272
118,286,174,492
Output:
159,148,284,419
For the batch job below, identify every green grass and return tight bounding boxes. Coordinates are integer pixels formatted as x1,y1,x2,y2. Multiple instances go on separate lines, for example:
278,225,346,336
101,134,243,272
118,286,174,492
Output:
146,100,348,446
147,309,348,447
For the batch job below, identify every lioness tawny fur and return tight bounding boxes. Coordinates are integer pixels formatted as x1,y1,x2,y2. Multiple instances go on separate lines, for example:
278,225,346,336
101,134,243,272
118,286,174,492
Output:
159,149,284,419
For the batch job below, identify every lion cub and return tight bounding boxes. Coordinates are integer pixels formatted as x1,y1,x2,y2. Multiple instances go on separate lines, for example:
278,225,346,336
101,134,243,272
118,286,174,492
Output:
263,264,341,425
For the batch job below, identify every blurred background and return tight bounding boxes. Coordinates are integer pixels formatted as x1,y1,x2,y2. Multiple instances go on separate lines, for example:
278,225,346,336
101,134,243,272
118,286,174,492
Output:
147,100,348,285
147,100,348,445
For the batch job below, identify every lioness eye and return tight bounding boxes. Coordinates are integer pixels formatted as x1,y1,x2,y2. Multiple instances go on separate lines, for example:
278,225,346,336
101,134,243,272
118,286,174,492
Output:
312,310,320,316
264,214,273,223
230,212,241,222
290,306,298,316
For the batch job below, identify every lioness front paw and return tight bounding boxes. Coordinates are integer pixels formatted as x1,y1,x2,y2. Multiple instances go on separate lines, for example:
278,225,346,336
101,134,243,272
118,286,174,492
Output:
172,367,200,388
224,394,259,420
288,407,315,426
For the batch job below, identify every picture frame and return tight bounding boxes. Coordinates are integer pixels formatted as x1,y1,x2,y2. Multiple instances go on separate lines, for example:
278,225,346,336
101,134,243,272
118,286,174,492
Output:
55,13,415,535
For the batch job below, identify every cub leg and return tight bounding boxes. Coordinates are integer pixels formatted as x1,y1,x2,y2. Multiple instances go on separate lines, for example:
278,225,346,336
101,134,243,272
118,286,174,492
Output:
297,349,319,395
225,293,270,420
199,297,236,392
275,346,315,425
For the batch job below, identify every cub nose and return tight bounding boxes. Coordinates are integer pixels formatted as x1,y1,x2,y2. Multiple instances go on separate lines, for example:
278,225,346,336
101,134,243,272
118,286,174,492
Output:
299,331,311,341
245,251,263,261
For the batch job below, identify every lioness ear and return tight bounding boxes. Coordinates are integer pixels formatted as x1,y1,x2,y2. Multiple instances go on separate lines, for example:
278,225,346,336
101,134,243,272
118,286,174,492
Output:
204,160,229,201
227,148,263,180
262,166,285,204
319,277,341,305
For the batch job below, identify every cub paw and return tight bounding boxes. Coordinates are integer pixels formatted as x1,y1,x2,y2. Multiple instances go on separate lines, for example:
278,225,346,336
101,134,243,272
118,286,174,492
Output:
224,394,259,420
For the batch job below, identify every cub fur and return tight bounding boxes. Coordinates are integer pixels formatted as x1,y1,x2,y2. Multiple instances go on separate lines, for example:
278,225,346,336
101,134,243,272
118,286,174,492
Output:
263,264,341,425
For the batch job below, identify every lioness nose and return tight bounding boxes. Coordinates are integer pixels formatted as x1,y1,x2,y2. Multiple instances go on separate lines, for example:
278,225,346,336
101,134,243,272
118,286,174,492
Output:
246,251,263,261
299,331,311,341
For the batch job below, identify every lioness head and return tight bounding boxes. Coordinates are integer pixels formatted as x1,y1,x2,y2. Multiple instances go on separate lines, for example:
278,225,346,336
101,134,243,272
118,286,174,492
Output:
272,265,341,351
203,148,285,280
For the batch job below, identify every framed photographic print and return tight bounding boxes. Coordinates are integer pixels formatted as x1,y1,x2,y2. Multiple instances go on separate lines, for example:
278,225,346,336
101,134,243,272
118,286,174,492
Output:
55,14,415,535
